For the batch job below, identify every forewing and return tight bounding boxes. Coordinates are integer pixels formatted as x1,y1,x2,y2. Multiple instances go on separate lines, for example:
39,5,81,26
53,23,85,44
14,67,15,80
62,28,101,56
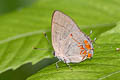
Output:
51,11,92,62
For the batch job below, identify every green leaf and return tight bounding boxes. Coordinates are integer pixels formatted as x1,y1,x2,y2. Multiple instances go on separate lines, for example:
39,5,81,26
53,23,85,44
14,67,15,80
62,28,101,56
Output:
0,0,120,80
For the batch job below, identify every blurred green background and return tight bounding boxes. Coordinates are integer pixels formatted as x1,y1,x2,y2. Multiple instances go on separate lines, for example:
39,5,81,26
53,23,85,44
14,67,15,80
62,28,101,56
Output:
0,0,120,80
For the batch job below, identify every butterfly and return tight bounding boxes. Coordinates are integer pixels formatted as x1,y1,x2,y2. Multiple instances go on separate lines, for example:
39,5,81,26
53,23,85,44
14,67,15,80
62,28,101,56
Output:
51,10,95,69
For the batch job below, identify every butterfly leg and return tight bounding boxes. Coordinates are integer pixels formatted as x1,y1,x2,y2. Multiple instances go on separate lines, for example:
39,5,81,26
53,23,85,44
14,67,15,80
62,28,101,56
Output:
66,63,72,70
64,58,72,70
56,60,61,69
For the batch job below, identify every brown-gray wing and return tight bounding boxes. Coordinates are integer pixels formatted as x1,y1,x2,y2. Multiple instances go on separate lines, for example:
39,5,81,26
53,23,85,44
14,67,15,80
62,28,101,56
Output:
51,11,89,63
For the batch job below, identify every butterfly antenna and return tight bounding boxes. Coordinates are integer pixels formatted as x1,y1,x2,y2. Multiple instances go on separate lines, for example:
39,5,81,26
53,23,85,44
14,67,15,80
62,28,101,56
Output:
43,32,51,44
32,46,52,51
32,32,52,51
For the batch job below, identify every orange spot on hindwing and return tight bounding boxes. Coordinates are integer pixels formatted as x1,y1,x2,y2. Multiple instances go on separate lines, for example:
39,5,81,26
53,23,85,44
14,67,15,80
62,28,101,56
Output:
87,53,92,58
84,40,91,49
